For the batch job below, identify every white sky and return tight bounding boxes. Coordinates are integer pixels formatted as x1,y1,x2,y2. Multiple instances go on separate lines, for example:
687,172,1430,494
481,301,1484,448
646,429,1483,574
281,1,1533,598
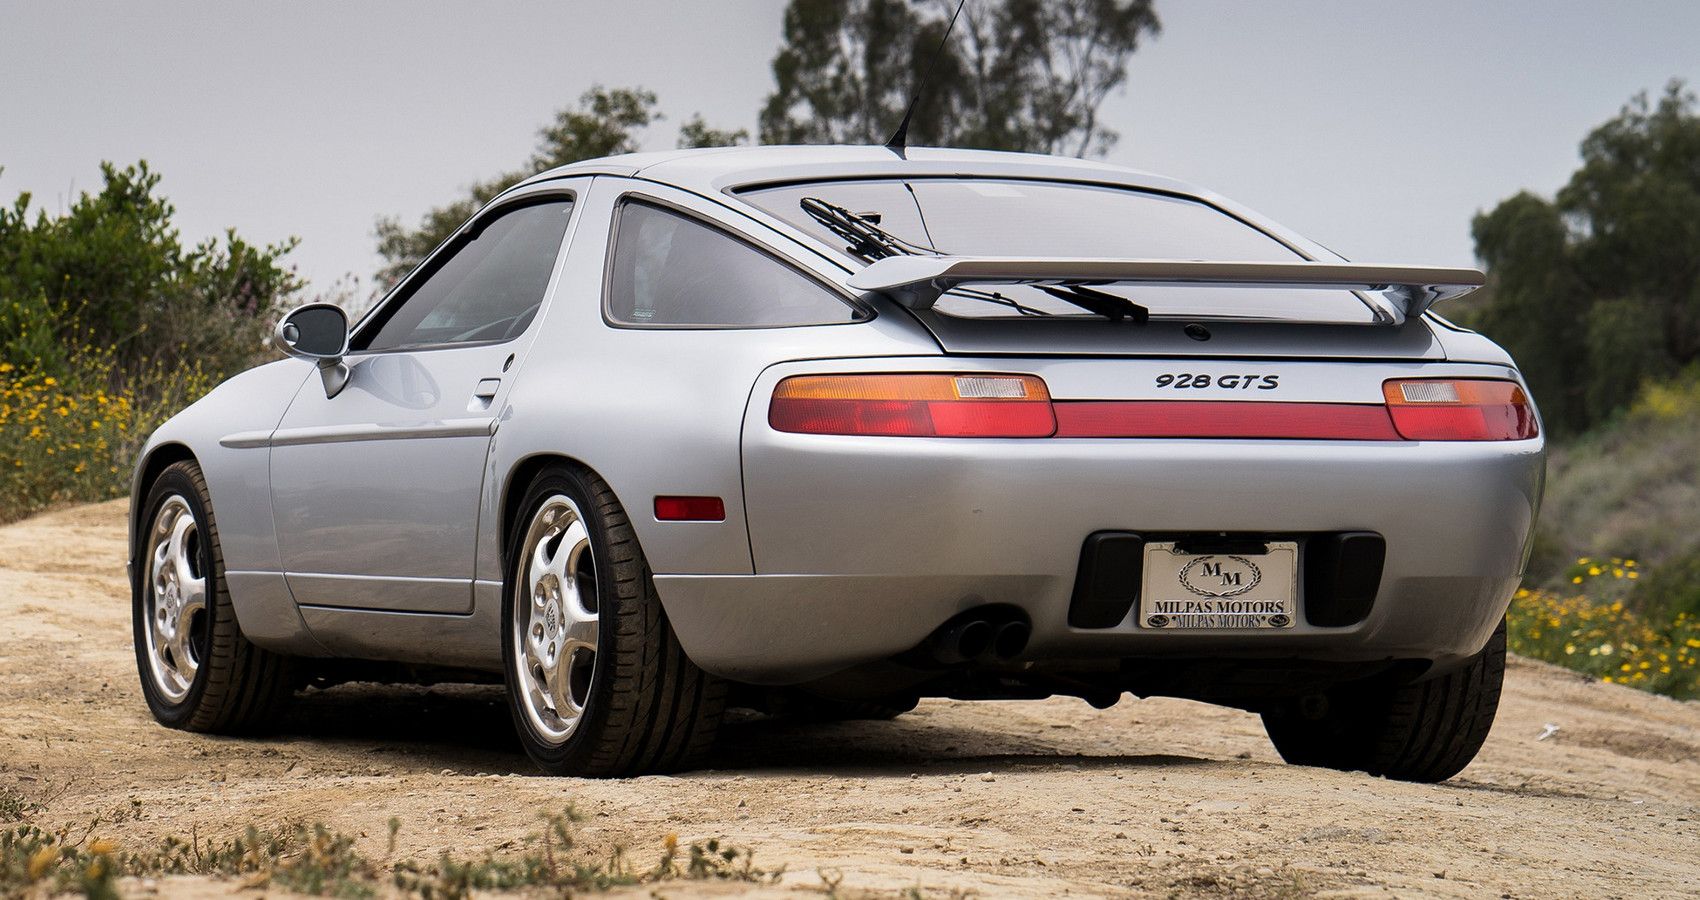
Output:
3,1,1696,296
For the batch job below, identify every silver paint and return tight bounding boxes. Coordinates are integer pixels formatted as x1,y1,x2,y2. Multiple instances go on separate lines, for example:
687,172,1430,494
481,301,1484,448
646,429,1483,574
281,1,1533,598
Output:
126,146,1546,686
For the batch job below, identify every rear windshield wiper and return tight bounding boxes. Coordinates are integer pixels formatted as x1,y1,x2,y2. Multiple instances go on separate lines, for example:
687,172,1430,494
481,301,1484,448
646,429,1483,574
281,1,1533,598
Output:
800,196,934,261
799,197,1147,323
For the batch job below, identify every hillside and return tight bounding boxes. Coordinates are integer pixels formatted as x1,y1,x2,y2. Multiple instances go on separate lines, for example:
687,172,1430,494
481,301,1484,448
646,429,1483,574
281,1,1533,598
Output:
1533,370,1700,615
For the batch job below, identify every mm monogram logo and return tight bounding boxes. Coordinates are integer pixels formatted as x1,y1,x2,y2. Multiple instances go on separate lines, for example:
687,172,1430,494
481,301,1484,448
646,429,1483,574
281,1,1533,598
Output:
1198,561,1242,586
1179,555,1262,598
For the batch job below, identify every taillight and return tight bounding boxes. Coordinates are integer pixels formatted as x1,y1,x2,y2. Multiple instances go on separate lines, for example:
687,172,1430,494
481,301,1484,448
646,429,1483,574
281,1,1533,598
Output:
770,374,1055,437
1382,379,1538,441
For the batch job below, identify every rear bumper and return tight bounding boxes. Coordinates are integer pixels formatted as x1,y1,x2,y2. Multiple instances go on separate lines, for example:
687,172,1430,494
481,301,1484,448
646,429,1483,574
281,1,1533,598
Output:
656,433,1543,685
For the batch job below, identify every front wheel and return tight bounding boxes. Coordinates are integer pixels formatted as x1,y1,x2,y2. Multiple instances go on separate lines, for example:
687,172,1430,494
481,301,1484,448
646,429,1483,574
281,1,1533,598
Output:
501,465,725,776
1261,619,1506,783
133,460,292,732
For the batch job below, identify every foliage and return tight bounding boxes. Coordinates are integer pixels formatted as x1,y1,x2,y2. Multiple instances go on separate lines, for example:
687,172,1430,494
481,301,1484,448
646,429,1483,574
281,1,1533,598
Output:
393,809,780,899
1629,545,1700,621
0,343,213,525
377,3,1159,286
0,162,287,524
1,824,120,900
1462,81,1700,436
678,114,752,151
374,87,748,286
1507,570,1700,700
760,0,1160,155
0,162,299,383
38,806,782,899
1530,367,1700,593
0,791,37,825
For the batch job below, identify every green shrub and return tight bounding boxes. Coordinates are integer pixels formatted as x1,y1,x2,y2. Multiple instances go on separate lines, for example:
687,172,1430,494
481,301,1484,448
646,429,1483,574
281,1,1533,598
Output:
1631,545,1700,620
0,161,298,382
1509,566,1700,700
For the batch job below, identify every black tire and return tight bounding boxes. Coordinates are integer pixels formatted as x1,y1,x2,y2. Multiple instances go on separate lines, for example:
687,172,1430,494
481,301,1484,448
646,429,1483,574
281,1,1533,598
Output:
132,460,293,732
501,464,726,776
1261,619,1506,783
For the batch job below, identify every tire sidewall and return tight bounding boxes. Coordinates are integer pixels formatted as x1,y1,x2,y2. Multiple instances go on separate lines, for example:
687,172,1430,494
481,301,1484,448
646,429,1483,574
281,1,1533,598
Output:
132,463,218,727
501,466,621,772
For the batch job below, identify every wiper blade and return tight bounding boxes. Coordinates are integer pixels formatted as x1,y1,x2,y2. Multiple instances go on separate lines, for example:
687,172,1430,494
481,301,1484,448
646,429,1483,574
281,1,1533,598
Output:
800,197,1145,322
1033,284,1149,324
947,286,1052,317
800,197,935,262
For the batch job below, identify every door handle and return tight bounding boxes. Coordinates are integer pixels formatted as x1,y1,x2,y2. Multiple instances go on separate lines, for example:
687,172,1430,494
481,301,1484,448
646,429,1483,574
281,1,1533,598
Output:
473,378,501,400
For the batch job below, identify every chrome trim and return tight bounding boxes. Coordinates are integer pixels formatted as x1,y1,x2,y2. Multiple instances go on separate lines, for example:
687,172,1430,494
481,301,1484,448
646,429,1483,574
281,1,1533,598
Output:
219,418,495,449
218,431,273,449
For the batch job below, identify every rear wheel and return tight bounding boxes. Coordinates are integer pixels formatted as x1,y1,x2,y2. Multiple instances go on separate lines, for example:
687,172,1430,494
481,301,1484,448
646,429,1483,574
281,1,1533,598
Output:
502,465,725,776
1261,619,1506,783
133,460,292,732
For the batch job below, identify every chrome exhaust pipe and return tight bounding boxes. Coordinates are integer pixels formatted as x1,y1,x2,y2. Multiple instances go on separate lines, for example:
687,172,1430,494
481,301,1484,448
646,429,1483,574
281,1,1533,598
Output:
931,618,993,665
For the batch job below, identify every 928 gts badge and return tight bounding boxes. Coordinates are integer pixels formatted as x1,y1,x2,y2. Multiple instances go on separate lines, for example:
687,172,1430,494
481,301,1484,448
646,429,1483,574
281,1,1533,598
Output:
1155,373,1280,390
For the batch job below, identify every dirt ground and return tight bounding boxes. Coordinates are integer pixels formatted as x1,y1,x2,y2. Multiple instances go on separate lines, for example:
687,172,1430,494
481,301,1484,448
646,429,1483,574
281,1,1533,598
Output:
2,500,1697,898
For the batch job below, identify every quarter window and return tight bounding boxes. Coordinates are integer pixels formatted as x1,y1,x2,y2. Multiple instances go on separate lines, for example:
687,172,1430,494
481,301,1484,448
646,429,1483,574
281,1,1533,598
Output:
361,199,574,351
607,201,865,327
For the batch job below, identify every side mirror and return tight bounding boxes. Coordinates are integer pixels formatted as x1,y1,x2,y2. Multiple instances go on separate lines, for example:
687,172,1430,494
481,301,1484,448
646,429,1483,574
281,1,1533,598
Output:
274,304,352,397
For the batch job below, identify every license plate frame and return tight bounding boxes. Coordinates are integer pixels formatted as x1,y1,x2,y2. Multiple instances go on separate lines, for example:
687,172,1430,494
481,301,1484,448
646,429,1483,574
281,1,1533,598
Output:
1138,540,1299,630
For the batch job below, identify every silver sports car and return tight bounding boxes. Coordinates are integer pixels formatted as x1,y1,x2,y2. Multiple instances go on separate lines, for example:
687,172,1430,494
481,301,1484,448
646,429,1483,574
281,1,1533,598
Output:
129,146,1543,782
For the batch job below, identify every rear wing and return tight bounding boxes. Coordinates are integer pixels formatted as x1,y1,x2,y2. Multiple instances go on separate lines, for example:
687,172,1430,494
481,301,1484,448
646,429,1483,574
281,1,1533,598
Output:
845,256,1486,324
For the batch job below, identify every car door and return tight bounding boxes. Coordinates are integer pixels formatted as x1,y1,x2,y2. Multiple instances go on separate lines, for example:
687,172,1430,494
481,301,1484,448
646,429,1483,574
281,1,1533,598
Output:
269,184,582,614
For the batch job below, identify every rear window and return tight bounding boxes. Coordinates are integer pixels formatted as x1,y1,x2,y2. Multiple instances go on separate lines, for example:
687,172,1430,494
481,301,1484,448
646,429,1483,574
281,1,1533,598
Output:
741,178,1376,323
606,201,867,327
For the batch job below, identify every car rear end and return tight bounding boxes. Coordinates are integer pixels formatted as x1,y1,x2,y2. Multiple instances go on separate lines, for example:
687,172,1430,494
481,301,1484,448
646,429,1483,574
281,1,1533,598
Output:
656,170,1544,708
720,351,1541,686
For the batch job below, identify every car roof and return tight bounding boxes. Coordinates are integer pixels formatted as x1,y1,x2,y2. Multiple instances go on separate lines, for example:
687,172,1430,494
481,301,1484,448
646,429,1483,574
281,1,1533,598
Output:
516,145,1206,198
511,145,1339,263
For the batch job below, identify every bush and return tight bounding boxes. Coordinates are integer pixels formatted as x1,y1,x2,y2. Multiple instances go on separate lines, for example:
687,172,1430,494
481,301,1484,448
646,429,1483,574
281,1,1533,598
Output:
1530,367,1700,594
0,161,298,382
1508,563,1700,700
0,345,211,524
1,161,296,523
1630,545,1700,620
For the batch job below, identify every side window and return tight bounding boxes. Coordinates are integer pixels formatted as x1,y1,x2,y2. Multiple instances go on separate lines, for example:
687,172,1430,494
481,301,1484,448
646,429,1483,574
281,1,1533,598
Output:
607,201,866,327
360,199,574,351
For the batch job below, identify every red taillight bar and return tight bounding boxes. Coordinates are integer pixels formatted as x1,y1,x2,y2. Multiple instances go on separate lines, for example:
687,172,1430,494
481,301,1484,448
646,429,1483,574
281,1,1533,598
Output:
1053,401,1401,440
770,374,1055,437
769,375,1538,442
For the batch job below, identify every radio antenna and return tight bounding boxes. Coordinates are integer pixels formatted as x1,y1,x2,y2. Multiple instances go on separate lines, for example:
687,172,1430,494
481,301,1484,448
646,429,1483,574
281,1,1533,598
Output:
885,0,968,157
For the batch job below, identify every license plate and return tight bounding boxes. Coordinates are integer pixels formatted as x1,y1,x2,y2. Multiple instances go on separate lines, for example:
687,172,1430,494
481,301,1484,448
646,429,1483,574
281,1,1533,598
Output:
1139,541,1298,629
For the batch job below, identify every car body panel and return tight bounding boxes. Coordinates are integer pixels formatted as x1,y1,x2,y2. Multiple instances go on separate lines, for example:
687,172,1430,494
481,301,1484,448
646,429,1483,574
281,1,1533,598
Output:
129,359,326,654
127,146,1545,689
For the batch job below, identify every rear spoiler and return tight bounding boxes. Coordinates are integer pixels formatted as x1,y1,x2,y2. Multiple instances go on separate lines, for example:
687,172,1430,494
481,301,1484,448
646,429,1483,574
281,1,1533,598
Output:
845,256,1486,324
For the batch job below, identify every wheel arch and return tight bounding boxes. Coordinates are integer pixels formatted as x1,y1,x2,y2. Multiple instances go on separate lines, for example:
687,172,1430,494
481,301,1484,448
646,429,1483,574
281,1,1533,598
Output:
498,452,612,570
130,442,198,569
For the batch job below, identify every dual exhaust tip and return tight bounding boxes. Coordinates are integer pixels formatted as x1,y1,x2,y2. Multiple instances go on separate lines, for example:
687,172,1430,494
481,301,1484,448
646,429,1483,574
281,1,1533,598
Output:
928,610,1031,666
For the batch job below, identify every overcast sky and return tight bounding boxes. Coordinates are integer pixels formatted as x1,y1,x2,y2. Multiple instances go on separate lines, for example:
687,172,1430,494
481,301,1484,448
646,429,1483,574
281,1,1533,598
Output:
3,1,1696,296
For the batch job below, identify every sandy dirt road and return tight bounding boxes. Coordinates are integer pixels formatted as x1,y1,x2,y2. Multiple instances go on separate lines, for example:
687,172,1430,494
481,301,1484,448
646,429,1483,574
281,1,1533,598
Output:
2,500,1697,898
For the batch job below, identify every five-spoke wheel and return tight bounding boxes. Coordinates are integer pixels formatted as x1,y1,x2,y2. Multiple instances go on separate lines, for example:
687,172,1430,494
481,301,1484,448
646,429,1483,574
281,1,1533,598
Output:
501,464,726,775
132,460,292,732
143,495,209,702
513,494,601,743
